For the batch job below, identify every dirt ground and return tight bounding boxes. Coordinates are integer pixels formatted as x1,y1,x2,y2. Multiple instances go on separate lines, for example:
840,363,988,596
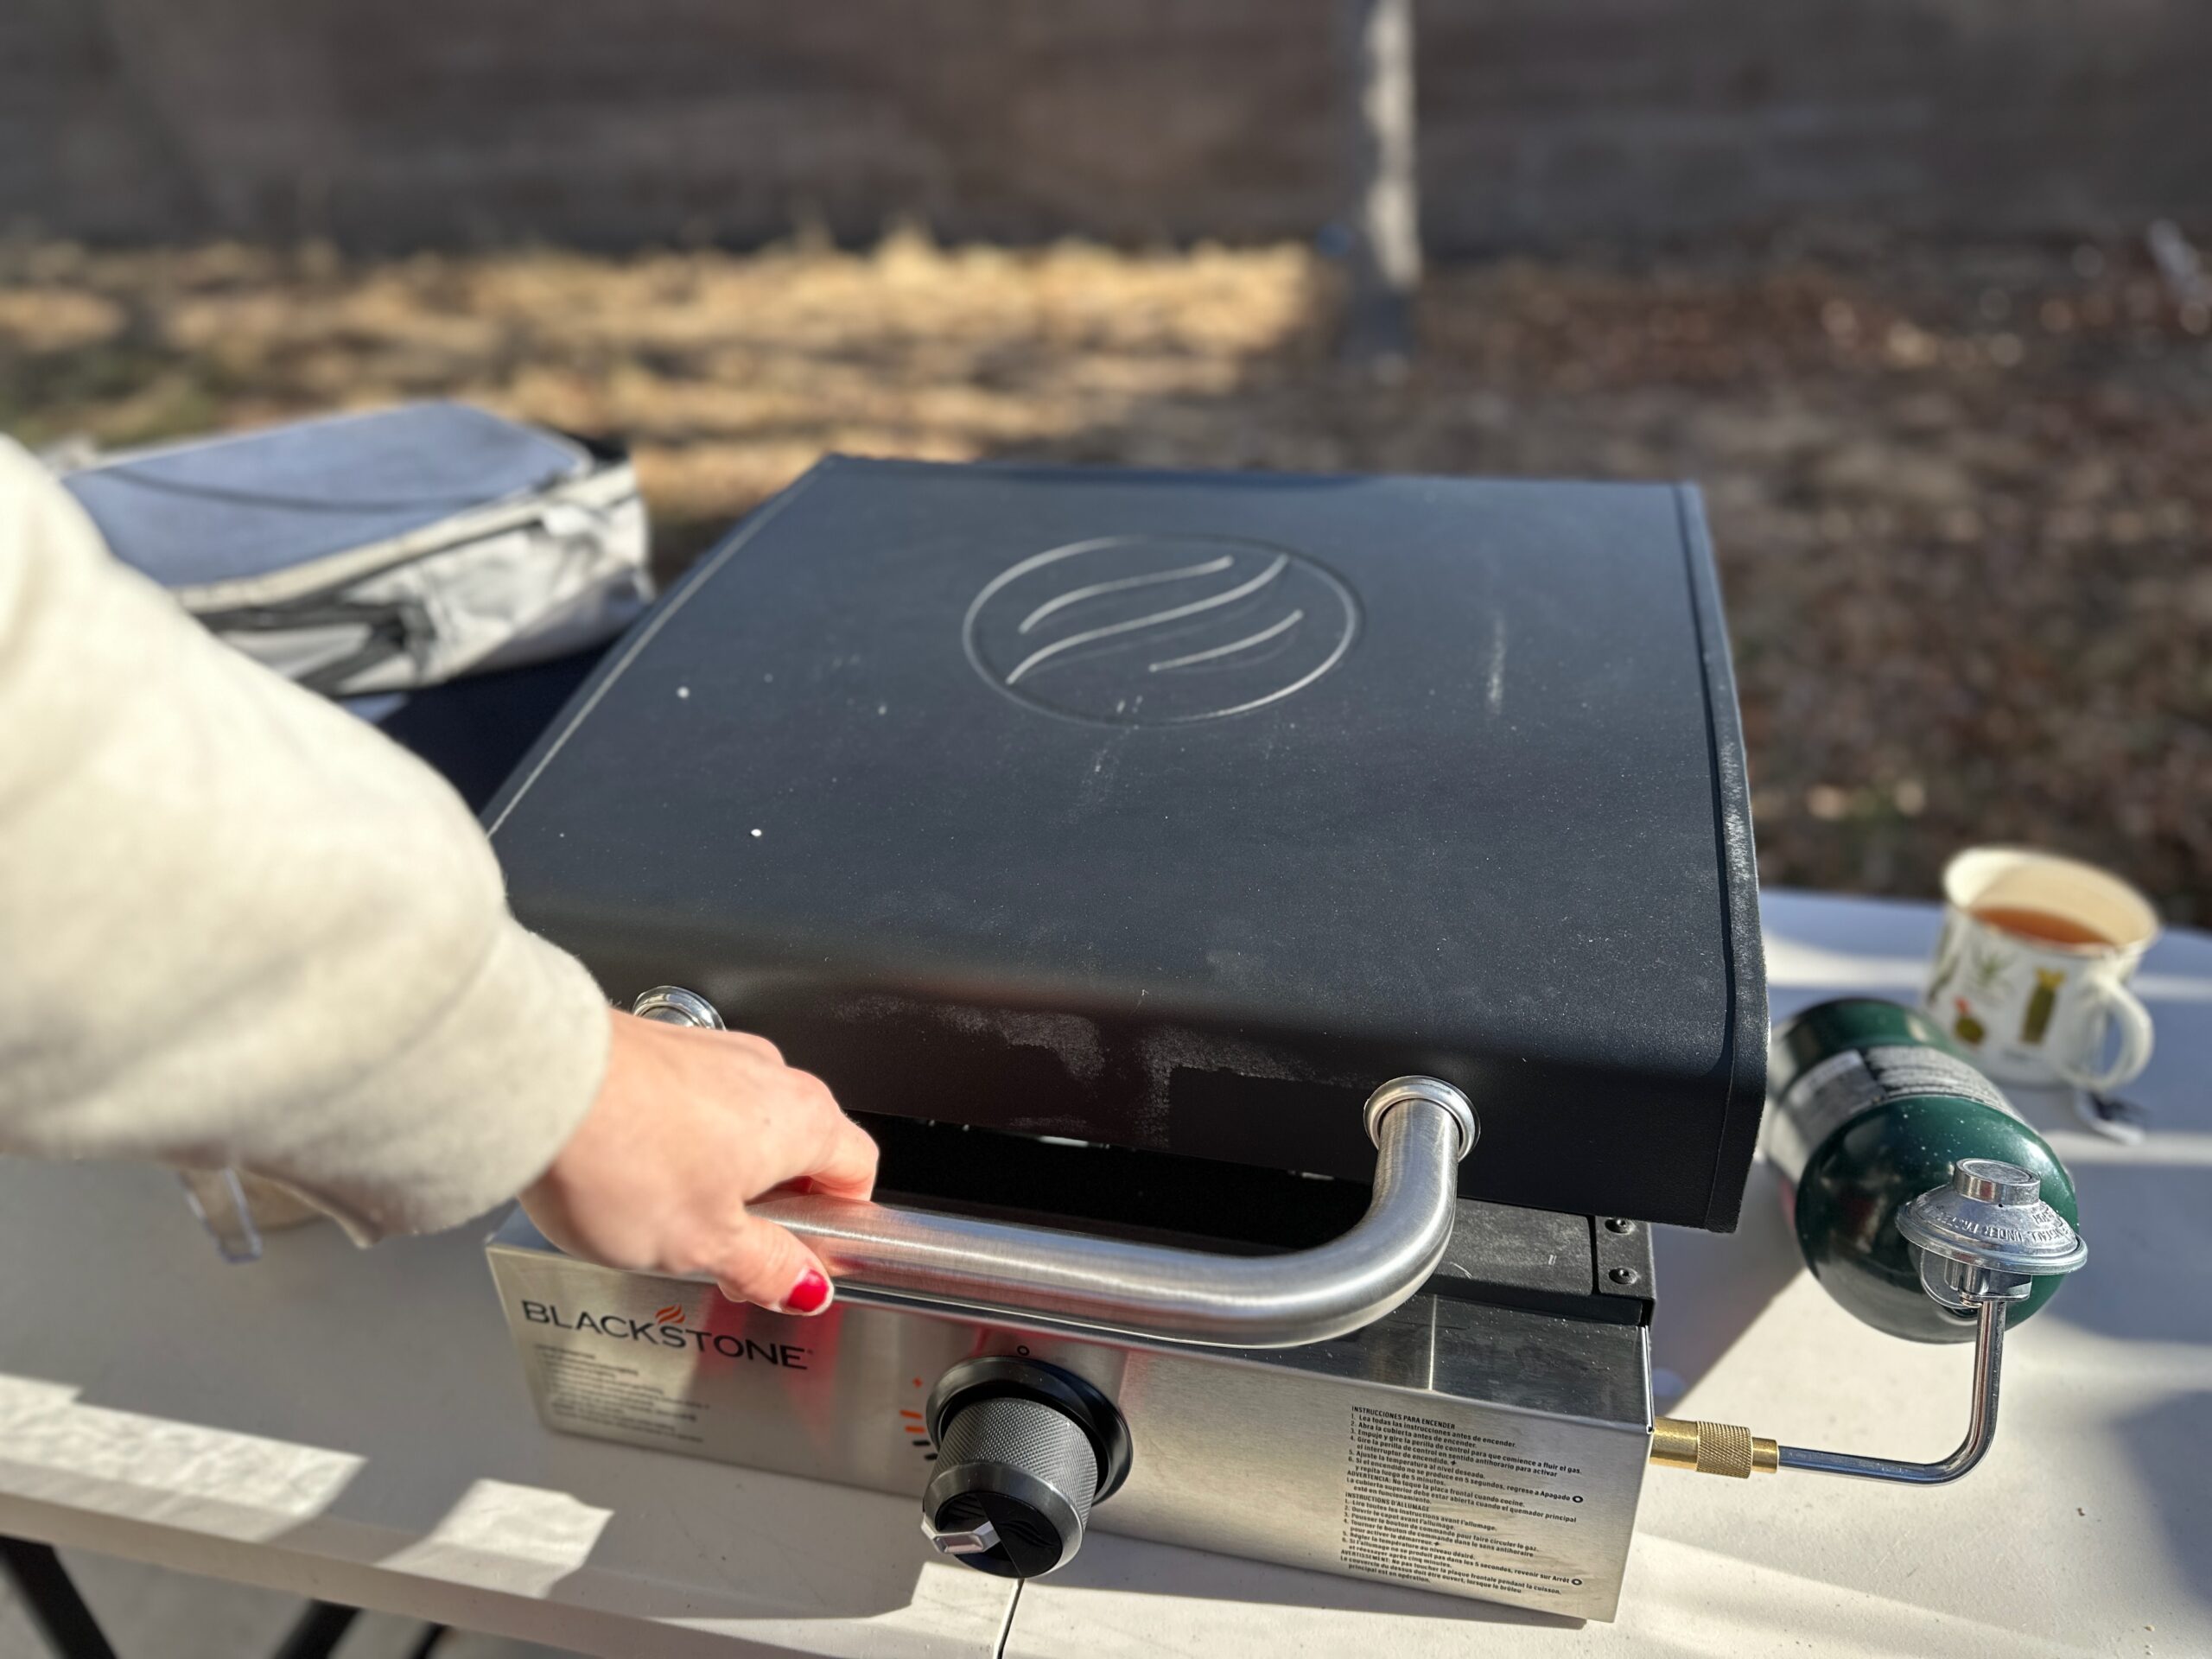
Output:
3,232,2208,920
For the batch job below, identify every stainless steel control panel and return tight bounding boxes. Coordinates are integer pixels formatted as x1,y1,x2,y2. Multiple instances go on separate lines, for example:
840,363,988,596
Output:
488,1211,1653,1620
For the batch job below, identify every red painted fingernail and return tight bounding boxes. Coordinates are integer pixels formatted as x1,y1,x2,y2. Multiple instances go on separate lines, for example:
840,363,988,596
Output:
785,1269,832,1315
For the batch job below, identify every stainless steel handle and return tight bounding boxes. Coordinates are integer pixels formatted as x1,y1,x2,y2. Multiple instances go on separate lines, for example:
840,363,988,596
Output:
761,1083,1472,1347
632,988,1477,1348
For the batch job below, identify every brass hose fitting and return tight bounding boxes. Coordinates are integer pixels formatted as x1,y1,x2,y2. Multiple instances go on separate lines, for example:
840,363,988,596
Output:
1650,1416,1779,1478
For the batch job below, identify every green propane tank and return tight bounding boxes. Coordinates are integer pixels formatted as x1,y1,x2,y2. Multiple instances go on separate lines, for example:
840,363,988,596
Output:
1766,997,2081,1344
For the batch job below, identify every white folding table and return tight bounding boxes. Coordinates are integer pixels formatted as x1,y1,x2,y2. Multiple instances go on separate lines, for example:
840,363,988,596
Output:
3,890,2206,1657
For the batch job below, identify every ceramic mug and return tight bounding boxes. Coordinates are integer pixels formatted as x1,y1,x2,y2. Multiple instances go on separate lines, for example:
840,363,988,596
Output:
1923,848,2158,1091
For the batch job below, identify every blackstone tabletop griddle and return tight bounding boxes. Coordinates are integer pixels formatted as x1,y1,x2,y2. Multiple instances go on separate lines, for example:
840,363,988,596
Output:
485,458,2087,1619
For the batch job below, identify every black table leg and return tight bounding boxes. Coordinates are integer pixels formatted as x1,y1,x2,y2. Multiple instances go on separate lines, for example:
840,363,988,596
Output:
2,1535,447,1659
0,1536,118,1659
268,1600,358,1659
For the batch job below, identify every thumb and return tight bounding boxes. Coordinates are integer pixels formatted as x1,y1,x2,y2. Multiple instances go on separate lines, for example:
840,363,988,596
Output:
712,1211,836,1317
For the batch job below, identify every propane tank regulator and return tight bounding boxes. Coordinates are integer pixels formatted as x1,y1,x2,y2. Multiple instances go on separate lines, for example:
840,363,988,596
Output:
1651,997,2088,1487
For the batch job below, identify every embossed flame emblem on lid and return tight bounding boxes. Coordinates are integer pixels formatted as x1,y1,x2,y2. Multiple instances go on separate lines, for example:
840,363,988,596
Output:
963,534,1359,726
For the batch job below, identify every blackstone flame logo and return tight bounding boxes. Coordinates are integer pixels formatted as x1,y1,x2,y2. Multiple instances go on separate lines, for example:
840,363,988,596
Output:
963,534,1359,726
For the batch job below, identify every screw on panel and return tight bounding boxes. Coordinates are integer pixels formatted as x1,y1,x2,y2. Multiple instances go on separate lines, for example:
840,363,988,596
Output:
1608,1266,1642,1286
1604,1217,1637,1235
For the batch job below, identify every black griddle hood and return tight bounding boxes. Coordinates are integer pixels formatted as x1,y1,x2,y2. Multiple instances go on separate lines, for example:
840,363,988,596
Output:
489,458,1767,1231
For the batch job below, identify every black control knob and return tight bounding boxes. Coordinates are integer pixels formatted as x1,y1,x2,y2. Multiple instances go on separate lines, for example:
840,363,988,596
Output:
923,1395,1096,1576
920,1357,1131,1580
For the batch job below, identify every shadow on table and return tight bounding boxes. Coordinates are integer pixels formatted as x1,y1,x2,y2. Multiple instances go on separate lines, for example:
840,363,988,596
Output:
2107,1390,2212,1620
1647,1165,1803,1403
2040,1158,2212,1347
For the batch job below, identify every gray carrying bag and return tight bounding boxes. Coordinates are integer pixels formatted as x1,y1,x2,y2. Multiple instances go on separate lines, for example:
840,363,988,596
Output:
55,402,652,696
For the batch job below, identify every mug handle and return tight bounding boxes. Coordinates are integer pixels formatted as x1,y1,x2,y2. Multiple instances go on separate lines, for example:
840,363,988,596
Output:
2057,977,2155,1093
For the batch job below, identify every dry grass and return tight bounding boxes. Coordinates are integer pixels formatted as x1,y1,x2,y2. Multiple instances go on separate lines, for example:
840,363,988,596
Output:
3,232,2208,919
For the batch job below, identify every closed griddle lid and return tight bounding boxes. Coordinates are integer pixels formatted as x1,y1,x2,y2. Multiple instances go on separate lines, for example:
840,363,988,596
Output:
490,458,1766,1230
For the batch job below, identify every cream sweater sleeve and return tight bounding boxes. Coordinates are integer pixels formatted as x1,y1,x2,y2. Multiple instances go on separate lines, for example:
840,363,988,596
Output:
0,437,611,1240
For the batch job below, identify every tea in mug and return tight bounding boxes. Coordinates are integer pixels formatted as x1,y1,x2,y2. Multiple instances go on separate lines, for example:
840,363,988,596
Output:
1969,905,2116,950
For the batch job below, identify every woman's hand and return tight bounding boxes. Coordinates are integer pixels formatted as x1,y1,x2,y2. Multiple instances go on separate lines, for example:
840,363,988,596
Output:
521,1009,878,1315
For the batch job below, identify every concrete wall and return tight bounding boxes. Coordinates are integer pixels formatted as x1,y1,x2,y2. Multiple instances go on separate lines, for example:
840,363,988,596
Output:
6,0,2209,251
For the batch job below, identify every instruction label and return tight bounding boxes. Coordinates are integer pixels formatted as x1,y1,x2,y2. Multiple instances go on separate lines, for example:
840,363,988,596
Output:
1338,1405,1596,1602
534,1344,709,1447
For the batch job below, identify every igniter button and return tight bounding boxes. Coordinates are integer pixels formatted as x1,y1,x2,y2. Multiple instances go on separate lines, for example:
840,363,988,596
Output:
920,1516,1001,1557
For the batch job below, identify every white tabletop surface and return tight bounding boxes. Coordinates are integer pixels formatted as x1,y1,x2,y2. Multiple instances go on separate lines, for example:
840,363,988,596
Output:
2,889,2206,1657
